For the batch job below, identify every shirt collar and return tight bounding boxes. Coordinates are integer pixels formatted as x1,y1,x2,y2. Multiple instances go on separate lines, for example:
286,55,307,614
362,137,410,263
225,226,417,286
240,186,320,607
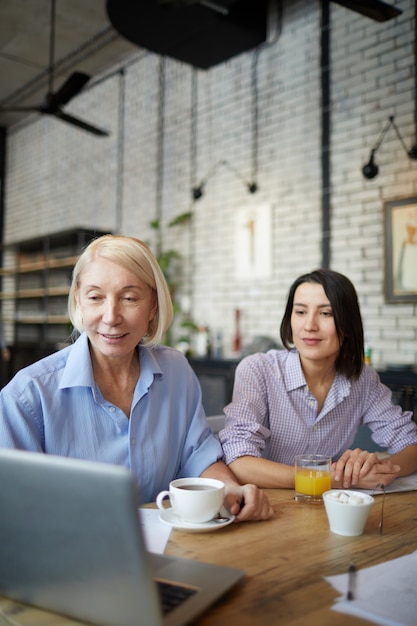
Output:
59,333,163,391
284,349,307,391
59,332,95,389
284,348,351,399
136,344,163,396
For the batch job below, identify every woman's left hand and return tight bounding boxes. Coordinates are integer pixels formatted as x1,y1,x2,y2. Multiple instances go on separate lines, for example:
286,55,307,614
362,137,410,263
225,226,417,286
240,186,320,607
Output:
224,483,274,522
332,448,400,489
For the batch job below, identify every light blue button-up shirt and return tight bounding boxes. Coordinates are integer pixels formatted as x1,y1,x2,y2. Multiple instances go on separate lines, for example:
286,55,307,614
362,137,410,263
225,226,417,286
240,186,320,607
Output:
220,349,417,465
0,333,223,502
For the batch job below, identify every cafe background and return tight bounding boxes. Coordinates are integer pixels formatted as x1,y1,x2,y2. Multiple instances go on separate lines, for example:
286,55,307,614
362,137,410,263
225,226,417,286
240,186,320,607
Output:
0,0,416,389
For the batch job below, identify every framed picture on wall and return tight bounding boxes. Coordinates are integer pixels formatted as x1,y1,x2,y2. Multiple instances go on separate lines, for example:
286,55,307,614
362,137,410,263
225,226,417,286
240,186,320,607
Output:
384,197,417,303
235,203,272,280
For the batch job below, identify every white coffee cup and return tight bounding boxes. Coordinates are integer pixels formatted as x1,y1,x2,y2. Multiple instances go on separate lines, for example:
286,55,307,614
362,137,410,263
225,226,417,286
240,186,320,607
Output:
156,477,225,523
323,489,374,536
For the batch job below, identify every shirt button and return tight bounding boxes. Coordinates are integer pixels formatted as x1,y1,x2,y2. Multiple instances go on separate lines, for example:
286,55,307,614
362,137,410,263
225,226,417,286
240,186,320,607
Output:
131,438,136,445
109,406,115,412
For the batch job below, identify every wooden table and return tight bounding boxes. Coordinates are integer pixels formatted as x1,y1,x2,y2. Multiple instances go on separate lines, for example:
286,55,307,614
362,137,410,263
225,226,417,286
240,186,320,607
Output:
166,488,417,625
1,488,416,625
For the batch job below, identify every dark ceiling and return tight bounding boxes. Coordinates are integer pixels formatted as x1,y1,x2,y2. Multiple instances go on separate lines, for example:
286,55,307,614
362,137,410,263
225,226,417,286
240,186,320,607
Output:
0,0,403,132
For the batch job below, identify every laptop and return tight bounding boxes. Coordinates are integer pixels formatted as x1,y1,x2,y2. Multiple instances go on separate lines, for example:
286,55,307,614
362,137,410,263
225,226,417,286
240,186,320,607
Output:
0,449,244,626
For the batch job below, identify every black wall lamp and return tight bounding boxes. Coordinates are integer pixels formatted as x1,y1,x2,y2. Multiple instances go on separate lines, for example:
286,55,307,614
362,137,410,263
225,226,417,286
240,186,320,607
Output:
362,115,417,179
192,159,258,200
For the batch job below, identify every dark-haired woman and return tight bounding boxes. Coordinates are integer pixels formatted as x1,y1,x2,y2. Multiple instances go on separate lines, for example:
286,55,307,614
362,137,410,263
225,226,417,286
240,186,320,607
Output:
219,269,417,490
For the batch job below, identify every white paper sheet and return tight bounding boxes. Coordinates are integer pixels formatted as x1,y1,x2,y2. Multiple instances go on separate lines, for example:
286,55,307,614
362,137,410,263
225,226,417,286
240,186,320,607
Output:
358,472,417,496
325,550,417,626
138,508,172,554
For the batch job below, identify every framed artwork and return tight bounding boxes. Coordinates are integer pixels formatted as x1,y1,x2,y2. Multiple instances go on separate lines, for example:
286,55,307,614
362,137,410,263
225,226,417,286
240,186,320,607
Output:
384,197,417,303
235,203,272,280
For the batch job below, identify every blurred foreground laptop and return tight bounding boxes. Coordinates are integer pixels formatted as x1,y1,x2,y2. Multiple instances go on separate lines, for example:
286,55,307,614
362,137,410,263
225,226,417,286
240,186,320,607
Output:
0,449,243,626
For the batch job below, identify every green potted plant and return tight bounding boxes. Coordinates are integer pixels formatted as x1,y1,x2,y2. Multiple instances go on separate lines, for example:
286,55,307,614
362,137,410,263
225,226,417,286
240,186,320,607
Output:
149,212,198,349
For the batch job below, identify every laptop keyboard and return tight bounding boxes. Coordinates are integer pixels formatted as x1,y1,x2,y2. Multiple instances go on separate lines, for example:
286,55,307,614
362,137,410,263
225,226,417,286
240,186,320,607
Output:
157,580,197,614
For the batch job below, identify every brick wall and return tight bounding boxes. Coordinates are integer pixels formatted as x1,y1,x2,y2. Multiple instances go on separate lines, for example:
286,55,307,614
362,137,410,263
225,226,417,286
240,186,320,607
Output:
3,0,416,367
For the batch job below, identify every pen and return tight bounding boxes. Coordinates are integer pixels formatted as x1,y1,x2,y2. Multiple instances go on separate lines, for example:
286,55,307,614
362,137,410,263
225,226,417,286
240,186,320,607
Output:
347,563,356,601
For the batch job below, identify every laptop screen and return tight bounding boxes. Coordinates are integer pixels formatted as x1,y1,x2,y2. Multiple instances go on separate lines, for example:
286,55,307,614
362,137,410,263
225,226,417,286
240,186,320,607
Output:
0,449,243,626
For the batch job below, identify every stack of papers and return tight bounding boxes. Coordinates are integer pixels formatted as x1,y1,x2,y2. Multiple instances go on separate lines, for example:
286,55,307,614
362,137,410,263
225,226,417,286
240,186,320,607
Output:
326,550,417,626
138,508,171,553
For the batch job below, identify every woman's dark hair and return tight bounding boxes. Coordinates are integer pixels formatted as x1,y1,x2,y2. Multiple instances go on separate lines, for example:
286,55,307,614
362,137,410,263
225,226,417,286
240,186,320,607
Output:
280,269,364,380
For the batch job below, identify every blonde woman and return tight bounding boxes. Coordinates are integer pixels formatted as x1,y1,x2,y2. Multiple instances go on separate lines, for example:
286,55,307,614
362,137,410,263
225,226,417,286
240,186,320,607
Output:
0,235,272,521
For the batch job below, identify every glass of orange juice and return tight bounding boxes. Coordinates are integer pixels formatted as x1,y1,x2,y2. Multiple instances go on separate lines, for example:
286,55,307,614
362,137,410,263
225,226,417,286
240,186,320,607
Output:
294,454,332,503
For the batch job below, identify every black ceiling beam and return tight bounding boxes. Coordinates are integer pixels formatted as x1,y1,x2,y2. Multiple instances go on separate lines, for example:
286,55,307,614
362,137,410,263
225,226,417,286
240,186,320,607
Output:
331,0,402,22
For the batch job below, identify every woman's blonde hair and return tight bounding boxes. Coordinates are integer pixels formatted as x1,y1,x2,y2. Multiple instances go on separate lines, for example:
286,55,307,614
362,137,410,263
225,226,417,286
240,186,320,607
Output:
68,234,173,346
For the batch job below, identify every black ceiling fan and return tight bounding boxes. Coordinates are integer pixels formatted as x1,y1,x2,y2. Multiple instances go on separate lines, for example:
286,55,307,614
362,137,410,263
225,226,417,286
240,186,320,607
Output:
1,0,109,137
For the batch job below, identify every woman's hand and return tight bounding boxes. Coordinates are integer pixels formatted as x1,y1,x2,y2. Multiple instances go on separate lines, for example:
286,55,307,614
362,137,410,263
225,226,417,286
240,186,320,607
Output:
201,460,274,521
224,483,274,522
332,448,400,489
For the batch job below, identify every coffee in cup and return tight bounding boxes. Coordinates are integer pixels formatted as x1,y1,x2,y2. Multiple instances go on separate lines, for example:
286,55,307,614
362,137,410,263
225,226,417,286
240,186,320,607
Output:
156,477,225,523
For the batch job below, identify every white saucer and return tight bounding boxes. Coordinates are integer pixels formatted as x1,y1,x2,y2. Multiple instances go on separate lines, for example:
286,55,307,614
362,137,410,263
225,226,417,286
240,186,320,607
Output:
159,507,235,533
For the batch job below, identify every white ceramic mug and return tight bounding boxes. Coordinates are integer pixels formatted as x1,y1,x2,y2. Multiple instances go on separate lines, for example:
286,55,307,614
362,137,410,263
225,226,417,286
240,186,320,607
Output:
156,477,225,523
